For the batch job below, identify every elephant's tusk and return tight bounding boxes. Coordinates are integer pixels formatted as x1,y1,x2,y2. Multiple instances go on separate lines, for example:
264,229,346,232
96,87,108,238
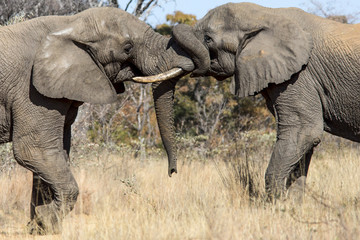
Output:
132,68,184,83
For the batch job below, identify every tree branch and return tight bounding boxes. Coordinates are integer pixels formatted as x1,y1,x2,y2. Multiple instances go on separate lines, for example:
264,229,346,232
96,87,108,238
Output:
125,0,133,11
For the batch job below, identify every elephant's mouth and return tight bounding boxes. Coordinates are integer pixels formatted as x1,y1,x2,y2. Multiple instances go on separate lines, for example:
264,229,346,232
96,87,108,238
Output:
208,65,232,81
210,73,230,81
207,57,234,81
113,63,143,83
104,62,122,81
106,63,143,94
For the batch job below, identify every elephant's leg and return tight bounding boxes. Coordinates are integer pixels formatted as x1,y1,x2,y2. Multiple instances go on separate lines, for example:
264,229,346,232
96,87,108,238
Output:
16,143,79,234
263,80,323,200
30,174,53,220
34,158,78,234
286,148,314,195
12,100,79,234
29,113,75,231
265,128,321,200
28,173,54,234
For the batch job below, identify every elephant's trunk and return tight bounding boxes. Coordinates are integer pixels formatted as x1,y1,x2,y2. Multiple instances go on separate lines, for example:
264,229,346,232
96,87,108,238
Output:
152,79,178,177
172,24,210,76
136,30,194,177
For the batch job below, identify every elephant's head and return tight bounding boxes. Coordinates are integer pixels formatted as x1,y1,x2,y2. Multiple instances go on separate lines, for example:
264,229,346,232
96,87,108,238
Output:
172,2,313,97
32,7,194,176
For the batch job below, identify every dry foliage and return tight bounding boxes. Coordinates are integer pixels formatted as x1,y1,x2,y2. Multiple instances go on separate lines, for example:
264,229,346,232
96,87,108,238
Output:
0,132,360,239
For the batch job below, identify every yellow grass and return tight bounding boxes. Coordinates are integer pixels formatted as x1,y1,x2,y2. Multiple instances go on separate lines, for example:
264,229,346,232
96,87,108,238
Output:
0,134,360,239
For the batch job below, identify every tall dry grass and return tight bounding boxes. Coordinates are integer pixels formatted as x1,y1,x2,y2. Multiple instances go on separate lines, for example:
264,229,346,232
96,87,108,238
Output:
0,133,360,239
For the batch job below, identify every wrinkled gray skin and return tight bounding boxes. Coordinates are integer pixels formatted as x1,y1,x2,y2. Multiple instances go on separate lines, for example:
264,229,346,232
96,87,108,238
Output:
0,7,193,234
171,3,360,199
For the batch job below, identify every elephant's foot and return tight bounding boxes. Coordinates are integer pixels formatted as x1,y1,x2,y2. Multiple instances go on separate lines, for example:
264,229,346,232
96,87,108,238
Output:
28,203,62,235
266,177,307,203
286,176,307,203
265,177,286,202
27,219,46,235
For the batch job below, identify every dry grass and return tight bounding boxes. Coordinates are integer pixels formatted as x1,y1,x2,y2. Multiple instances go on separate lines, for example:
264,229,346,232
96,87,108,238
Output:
0,134,360,239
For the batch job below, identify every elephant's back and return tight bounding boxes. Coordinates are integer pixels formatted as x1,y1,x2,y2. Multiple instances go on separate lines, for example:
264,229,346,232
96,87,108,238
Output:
289,14,360,142
308,26,360,142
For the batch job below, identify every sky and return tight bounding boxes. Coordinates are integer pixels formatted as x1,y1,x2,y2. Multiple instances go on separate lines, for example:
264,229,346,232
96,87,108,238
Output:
138,0,360,27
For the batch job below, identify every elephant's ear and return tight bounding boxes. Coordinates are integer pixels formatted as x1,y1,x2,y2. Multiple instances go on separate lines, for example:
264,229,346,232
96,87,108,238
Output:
32,28,117,104
234,15,313,97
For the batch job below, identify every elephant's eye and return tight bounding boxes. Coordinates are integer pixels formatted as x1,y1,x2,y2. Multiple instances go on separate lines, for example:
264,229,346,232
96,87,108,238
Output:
124,43,133,54
204,35,213,44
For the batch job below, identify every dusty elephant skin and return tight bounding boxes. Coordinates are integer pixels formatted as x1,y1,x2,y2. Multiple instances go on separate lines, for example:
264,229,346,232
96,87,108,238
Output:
171,3,360,200
0,7,193,234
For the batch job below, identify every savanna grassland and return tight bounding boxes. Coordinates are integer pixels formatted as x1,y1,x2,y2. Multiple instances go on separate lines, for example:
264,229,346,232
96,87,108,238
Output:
0,132,360,240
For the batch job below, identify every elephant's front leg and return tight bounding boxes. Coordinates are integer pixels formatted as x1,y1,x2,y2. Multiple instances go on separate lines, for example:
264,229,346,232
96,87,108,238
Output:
28,174,54,234
28,115,75,234
286,148,314,192
12,98,79,234
265,134,320,200
15,141,79,235
264,83,323,201
30,174,53,219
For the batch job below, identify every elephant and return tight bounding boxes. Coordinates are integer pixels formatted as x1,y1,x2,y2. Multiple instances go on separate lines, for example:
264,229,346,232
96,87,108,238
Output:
139,2,360,200
0,7,193,234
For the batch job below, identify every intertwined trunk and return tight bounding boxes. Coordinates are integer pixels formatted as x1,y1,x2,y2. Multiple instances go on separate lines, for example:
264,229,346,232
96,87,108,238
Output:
172,24,210,76
140,29,194,176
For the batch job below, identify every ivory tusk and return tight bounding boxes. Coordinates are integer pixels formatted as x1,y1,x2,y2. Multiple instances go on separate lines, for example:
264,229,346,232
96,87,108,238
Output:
132,68,184,83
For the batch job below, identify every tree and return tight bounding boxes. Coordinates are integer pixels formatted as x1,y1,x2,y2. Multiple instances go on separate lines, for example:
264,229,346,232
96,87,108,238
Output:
0,0,110,25
156,11,196,35
166,11,196,26
119,0,174,20
308,0,359,23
